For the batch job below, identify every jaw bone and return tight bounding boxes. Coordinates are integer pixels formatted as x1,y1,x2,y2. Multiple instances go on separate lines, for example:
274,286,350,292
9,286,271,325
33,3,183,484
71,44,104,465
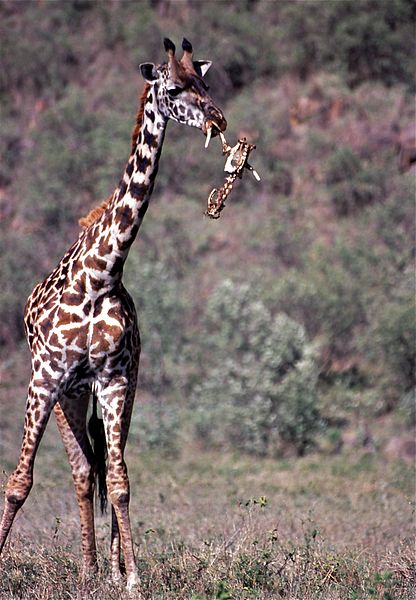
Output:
204,121,221,149
205,125,212,148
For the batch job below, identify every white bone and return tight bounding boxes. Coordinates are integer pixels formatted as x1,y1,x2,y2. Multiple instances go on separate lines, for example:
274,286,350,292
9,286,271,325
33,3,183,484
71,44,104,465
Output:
205,126,212,149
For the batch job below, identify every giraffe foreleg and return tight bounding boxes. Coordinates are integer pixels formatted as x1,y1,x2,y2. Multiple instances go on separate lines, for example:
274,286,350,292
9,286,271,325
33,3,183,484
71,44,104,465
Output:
0,378,58,555
54,393,98,580
110,505,123,581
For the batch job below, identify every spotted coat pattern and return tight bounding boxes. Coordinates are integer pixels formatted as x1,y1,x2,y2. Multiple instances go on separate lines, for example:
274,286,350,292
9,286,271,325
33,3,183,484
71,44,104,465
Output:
0,39,226,593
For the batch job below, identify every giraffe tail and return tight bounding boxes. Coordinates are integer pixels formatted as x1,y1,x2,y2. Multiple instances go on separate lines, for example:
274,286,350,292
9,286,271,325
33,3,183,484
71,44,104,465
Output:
88,390,108,514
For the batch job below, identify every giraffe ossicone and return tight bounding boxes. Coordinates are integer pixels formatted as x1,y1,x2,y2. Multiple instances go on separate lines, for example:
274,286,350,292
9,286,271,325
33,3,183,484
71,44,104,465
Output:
0,38,226,592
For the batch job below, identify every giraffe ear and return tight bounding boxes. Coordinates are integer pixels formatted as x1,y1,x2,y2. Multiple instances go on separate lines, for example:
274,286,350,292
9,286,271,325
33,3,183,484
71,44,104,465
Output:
140,62,158,83
193,60,212,78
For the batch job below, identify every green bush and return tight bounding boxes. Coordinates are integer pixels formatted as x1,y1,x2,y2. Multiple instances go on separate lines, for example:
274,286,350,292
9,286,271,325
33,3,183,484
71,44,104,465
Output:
0,231,46,349
326,147,386,215
124,254,185,395
182,1,280,93
0,2,88,97
398,389,416,427
326,147,361,185
278,0,415,88
19,89,102,231
129,399,180,456
0,106,23,187
273,249,369,361
191,279,321,456
371,272,415,405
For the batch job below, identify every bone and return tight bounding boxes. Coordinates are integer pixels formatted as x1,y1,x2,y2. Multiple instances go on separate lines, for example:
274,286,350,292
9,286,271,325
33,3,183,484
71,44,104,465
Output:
205,126,212,149
204,134,260,218
247,164,261,180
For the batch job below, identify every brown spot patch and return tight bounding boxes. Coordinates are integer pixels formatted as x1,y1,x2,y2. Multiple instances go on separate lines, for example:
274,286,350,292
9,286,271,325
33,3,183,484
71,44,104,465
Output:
73,273,87,295
135,151,152,173
97,233,113,257
49,333,61,348
66,349,83,364
40,318,53,338
85,255,108,271
115,205,133,233
57,308,82,325
89,277,103,293
91,320,122,354
61,325,88,348
61,291,82,306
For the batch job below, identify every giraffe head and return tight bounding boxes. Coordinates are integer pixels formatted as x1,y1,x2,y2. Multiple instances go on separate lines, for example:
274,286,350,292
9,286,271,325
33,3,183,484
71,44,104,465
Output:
140,38,227,146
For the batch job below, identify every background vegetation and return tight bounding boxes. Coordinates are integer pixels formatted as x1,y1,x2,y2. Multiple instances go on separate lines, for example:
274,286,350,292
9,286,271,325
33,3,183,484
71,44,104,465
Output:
0,0,414,597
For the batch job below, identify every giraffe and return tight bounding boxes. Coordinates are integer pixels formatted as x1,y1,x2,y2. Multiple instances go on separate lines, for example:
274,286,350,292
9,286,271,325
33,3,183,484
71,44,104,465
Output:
0,38,226,592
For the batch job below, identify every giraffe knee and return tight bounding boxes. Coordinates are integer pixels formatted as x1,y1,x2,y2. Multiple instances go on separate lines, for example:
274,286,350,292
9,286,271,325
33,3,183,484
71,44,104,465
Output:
6,472,33,508
74,472,95,502
107,478,130,507
108,488,130,507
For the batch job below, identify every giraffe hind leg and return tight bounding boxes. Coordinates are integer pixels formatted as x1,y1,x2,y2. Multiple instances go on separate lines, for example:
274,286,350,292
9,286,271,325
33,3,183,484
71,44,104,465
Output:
54,390,101,580
99,375,139,591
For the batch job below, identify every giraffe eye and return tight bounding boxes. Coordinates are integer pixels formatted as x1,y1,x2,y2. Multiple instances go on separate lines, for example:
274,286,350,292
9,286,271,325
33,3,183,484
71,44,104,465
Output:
167,86,183,98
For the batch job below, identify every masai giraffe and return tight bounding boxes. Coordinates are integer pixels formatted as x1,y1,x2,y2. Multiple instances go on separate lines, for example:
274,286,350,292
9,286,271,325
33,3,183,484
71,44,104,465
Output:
0,38,226,592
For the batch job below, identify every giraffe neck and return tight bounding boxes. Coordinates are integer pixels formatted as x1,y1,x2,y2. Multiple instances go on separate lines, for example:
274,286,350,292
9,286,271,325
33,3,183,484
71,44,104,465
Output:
80,85,167,293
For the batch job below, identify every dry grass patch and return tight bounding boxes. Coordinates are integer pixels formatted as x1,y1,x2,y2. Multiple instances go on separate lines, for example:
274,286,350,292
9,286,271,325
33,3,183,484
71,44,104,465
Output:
1,442,414,599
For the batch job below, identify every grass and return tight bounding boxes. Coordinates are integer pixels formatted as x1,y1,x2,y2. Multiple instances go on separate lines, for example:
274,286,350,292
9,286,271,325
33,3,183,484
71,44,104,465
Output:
0,354,414,599
0,436,414,599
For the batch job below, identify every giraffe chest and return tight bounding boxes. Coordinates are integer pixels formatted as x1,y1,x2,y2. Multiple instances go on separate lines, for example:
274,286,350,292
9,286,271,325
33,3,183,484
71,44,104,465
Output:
28,283,139,385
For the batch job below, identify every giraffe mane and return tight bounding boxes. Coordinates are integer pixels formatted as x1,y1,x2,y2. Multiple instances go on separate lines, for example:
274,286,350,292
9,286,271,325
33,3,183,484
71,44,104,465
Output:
131,82,151,151
79,83,151,231
78,196,112,229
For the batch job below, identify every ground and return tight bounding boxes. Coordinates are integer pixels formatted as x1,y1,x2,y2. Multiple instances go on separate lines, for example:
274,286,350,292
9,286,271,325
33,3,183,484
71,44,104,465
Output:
0,391,414,599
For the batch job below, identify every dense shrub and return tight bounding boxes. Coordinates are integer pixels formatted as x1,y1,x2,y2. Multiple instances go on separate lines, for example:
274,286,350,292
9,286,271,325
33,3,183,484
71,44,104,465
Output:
271,246,369,362
278,0,415,88
326,147,386,215
182,1,279,93
124,254,185,395
19,90,101,231
398,389,416,427
129,399,180,456
371,271,415,405
191,279,320,456
0,233,37,347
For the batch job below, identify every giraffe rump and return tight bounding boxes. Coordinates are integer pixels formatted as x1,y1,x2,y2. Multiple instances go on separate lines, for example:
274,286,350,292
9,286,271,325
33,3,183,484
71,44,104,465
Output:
88,391,108,514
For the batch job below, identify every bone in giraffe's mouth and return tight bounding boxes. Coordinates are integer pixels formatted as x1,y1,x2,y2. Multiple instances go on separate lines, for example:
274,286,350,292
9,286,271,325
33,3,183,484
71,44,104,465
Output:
204,120,222,149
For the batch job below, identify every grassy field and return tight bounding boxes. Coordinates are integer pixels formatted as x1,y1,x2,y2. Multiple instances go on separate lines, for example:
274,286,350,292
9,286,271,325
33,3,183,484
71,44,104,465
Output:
0,374,414,600
1,3,415,598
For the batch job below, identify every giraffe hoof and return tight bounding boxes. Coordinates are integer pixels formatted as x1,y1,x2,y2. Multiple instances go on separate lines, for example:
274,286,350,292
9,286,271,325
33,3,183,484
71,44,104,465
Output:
111,569,123,584
126,572,141,595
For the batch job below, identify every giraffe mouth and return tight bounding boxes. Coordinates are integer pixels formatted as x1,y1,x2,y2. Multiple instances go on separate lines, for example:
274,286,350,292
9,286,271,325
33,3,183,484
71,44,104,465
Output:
204,120,224,149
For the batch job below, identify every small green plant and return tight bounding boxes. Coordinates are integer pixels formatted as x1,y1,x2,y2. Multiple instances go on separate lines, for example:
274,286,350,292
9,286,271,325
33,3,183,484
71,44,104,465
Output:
235,549,275,592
